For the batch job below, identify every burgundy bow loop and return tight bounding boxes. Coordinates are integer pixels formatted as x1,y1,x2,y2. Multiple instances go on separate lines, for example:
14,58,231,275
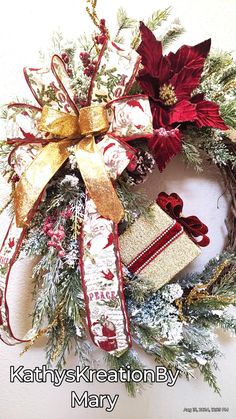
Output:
156,192,210,247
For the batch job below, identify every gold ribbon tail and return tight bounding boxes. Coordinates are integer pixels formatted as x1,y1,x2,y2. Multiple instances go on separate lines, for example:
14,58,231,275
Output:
14,139,73,227
74,135,124,224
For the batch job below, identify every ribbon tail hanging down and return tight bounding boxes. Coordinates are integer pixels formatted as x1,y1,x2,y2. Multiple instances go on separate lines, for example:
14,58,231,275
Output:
14,139,73,227
0,218,38,345
74,135,124,224
79,137,132,356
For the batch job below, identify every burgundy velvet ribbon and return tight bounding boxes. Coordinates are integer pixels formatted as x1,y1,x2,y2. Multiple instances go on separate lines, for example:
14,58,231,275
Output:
156,192,210,247
128,221,183,274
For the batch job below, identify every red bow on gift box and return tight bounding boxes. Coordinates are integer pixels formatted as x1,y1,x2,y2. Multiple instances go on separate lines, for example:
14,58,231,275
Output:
156,192,210,247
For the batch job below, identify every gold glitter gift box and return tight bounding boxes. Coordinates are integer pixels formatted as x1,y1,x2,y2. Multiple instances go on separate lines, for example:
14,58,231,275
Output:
119,203,201,291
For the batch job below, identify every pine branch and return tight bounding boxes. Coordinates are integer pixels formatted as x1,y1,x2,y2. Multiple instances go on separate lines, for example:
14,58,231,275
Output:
182,139,203,171
220,101,236,129
117,180,151,227
131,7,172,49
215,313,236,334
192,311,236,335
116,8,137,36
45,320,91,369
219,65,236,86
203,135,236,168
183,126,236,168
188,298,233,312
0,106,8,120
199,363,221,395
202,51,233,81
51,31,64,54
161,19,185,49
212,265,236,298
146,7,172,31
106,350,146,397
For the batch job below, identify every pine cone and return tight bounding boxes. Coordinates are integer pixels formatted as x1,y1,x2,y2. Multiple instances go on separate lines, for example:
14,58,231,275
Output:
118,219,128,236
126,149,155,185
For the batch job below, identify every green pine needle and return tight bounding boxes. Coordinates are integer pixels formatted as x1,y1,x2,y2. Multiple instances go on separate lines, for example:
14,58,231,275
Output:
106,350,146,397
146,7,172,31
199,363,221,395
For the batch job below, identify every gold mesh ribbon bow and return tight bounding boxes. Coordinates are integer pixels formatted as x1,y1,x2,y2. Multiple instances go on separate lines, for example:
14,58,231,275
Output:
14,105,124,227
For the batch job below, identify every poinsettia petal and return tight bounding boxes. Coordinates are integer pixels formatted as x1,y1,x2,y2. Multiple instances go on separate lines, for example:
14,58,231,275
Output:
191,93,205,103
168,39,211,74
168,39,211,98
137,22,170,81
170,67,206,99
150,101,169,129
169,100,197,125
136,72,160,99
195,100,228,130
148,128,182,171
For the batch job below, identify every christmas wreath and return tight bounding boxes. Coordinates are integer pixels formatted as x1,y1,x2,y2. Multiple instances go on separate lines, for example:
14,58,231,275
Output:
1,1,236,396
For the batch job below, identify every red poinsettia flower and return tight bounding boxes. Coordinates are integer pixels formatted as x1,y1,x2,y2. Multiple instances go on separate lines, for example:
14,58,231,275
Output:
136,22,228,171
149,128,183,171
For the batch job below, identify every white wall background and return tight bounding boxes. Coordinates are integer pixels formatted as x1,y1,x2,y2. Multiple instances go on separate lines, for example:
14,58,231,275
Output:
0,1,236,418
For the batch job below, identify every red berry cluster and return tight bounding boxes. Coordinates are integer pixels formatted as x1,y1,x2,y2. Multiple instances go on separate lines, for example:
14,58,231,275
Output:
61,52,73,78
79,19,107,78
12,173,20,183
61,206,73,219
79,51,96,77
95,34,106,45
73,94,87,107
43,216,66,258
95,19,107,45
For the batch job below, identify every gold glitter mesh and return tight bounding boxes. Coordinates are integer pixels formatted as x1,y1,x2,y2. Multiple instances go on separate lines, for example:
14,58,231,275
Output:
119,204,201,291
159,83,177,106
186,259,231,306
175,260,233,323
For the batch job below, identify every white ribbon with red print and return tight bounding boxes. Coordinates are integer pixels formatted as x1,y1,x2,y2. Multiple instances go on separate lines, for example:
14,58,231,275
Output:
80,137,132,355
0,220,32,345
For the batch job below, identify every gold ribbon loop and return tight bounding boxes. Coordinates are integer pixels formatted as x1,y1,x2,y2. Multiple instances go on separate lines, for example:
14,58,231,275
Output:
14,105,124,227
39,106,80,138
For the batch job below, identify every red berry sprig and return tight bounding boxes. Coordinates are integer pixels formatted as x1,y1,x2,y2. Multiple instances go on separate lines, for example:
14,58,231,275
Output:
43,216,66,258
61,52,69,64
94,19,107,45
79,51,96,78
79,51,90,67
79,19,107,78
61,51,73,78
94,34,106,45
61,206,73,219
11,174,20,184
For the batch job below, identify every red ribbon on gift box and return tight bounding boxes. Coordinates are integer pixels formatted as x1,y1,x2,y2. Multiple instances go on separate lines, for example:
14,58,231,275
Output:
156,192,210,247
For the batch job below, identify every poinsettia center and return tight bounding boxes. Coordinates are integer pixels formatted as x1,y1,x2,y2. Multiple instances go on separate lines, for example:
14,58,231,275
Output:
159,83,177,106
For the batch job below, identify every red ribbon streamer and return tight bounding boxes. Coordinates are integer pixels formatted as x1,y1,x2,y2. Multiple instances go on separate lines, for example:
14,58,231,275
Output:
127,221,183,274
